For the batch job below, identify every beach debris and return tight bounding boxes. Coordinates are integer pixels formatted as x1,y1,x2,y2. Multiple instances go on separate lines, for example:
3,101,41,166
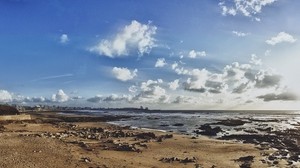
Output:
234,156,254,168
81,157,91,163
159,157,196,163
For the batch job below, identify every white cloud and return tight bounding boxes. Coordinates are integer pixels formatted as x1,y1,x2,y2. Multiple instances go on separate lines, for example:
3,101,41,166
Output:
51,89,69,103
60,34,69,44
155,58,167,68
171,62,178,70
264,50,271,56
89,20,157,58
128,85,138,93
134,79,169,103
250,54,262,65
112,67,137,81
0,90,13,103
188,50,206,58
169,79,180,91
266,32,297,45
219,0,276,19
87,79,169,104
232,31,249,37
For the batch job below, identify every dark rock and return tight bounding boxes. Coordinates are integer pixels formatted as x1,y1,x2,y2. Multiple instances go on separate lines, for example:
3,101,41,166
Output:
0,105,19,115
180,157,196,163
234,156,254,168
256,127,272,132
212,119,250,126
159,157,196,163
194,124,223,136
173,123,184,127
136,132,156,139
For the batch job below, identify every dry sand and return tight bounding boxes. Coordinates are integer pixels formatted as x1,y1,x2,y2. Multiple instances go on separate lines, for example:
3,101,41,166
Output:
0,112,271,168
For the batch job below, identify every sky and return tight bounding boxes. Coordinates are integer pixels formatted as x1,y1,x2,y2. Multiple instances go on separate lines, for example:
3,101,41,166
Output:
0,0,300,110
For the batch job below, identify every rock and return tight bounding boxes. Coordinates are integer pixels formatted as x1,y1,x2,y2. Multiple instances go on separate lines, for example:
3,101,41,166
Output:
173,123,184,127
156,134,173,142
159,157,196,163
194,124,223,136
136,132,156,139
212,119,250,126
115,143,140,152
180,157,196,163
234,156,254,168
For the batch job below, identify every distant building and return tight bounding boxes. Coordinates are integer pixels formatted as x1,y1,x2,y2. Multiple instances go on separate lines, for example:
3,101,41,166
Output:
33,105,42,111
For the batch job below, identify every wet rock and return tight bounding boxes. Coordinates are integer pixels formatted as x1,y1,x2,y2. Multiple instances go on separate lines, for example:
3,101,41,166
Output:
194,124,223,136
173,123,184,127
212,119,250,126
256,127,272,133
244,129,258,134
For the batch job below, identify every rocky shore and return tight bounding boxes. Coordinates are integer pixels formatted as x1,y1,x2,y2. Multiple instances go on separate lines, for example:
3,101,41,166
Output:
0,111,274,168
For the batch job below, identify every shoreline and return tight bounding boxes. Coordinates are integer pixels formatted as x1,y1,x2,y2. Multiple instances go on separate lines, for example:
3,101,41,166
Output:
0,111,296,167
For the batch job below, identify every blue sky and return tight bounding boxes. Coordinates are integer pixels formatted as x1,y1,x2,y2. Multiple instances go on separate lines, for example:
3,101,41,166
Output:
1,0,300,109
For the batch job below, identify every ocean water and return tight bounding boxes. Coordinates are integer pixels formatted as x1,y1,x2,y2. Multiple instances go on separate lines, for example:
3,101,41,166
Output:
61,110,300,136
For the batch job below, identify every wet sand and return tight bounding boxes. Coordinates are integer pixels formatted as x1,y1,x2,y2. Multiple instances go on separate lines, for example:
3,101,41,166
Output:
0,111,275,168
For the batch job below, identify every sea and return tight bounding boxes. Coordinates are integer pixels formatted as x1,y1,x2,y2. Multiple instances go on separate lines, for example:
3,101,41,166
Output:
60,110,300,137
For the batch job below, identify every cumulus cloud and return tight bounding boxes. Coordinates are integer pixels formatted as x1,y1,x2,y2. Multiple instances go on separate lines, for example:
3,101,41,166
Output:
0,90,13,103
60,34,69,44
188,50,206,58
112,67,137,82
89,20,157,58
232,31,249,37
51,89,69,103
257,92,298,102
87,79,169,105
128,85,138,93
266,32,297,45
169,79,180,91
219,0,276,19
133,79,169,103
169,55,297,104
155,58,167,68
250,54,262,65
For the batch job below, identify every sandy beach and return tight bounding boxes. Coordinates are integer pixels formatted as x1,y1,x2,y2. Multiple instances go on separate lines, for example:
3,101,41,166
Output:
0,111,277,168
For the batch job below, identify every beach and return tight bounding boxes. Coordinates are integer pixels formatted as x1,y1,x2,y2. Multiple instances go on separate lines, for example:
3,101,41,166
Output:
2,111,297,168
